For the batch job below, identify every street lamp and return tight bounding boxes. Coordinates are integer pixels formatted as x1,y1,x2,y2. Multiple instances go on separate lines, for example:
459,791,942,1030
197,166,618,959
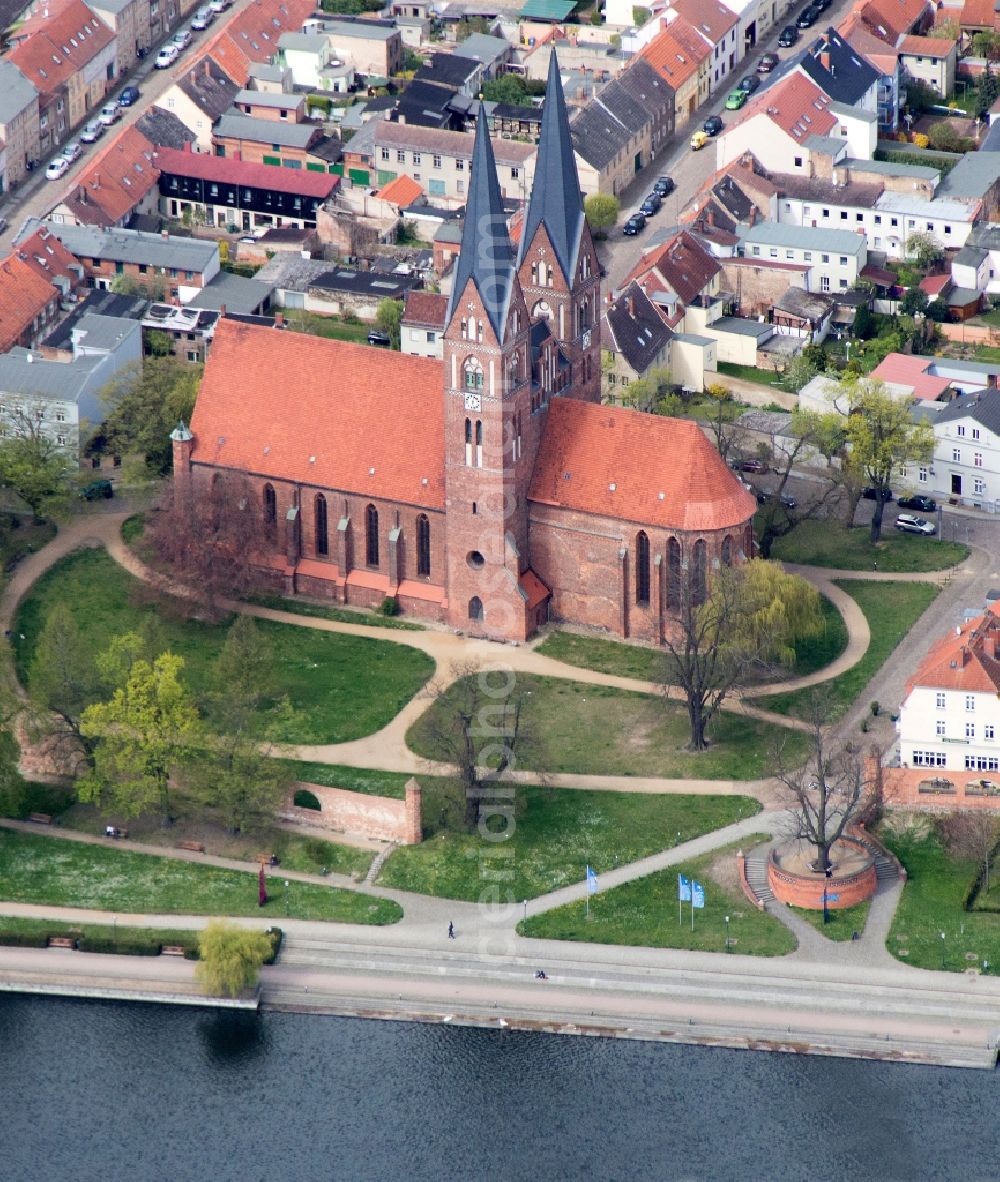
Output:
523,899,527,922
284,879,290,917
940,930,946,970
823,866,833,925
725,914,731,952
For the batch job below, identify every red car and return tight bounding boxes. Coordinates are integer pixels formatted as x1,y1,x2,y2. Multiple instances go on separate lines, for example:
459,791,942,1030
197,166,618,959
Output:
757,53,779,73
734,457,769,474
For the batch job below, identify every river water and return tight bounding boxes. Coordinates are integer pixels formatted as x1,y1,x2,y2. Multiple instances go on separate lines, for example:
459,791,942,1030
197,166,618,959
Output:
1,995,997,1182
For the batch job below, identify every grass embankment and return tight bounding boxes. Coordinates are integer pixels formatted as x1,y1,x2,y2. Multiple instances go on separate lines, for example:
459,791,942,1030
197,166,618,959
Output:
790,900,872,942
518,837,797,955
14,548,434,743
536,593,847,684
768,519,968,572
0,829,400,924
248,592,424,630
408,673,810,779
753,580,938,721
377,790,759,901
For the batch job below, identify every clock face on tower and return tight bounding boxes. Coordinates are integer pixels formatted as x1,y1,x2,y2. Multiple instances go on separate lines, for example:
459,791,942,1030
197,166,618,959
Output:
464,392,482,411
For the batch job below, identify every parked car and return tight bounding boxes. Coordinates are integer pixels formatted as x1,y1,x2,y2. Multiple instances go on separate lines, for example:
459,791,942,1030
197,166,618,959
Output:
60,141,81,163
639,193,661,216
155,44,179,69
813,0,832,10
777,25,799,46
98,102,121,126
897,494,937,513
80,119,105,143
724,89,748,110
733,457,769,474
622,213,647,235
862,486,893,502
756,490,797,509
119,85,141,106
190,6,215,29
739,75,760,94
367,330,391,347
653,175,675,196
173,28,192,50
210,0,232,11
690,129,709,150
80,479,114,500
757,52,779,72
895,513,936,535
797,4,821,27
45,157,69,181
703,114,724,135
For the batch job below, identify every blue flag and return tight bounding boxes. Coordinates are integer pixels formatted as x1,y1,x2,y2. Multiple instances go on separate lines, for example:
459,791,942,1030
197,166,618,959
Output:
678,873,691,902
586,865,599,895
692,880,706,909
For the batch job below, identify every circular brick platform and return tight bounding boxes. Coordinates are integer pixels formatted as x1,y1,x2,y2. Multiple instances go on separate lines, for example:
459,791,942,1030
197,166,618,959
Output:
768,838,877,910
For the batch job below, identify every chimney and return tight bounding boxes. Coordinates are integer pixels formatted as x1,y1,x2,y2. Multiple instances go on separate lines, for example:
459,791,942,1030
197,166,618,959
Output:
706,207,716,227
204,58,212,78
820,51,831,70
274,312,285,328
218,303,226,318
627,292,635,318
748,207,757,226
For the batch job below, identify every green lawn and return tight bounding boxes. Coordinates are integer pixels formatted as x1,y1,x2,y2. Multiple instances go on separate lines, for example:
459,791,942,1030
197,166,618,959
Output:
716,362,787,388
790,899,871,941
0,828,400,923
535,592,847,685
14,548,435,743
248,592,424,631
282,310,373,344
280,760,430,800
377,789,759,901
882,826,1000,973
0,515,55,571
519,837,797,955
407,674,811,778
768,519,968,572
752,580,938,721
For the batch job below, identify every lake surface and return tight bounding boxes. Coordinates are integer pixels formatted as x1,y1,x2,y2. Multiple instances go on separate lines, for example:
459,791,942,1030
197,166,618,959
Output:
1,995,998,1181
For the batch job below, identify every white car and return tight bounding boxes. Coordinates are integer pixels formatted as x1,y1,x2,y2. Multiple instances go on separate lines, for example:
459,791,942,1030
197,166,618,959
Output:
60,141,81,164
45,157,69,181
173,28,192,49
155,44,179,69
209,0,231,12
79,119,105,143
98,102,121,126
895,513,936,536
190,6,214,29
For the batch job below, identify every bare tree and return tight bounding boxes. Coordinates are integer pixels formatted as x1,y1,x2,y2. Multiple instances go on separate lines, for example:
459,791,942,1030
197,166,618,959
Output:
938,812,999,893
775,706,871,873
144,475,269,621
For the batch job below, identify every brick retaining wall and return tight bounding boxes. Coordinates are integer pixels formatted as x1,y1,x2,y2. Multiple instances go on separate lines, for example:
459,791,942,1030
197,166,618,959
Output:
278,778,423,844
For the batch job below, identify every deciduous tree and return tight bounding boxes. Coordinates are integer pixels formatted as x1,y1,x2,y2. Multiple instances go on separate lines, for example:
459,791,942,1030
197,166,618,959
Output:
196,921,273,997
663,560,823,751
938,811,999,892
376,298,403,349
99,359,200,476
26,603,99,765
584,193,620,236
0,405,76,521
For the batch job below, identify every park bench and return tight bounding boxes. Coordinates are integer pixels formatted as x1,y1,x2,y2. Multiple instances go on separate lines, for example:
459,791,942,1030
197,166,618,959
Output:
29,812,53,825
48,937,75,949
104,826,128,839
161,945,186,956
176,840,205,853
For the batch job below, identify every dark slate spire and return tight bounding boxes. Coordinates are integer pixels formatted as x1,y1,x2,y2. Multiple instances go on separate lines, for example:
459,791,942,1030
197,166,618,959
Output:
517,50,584,281
447,108,515,340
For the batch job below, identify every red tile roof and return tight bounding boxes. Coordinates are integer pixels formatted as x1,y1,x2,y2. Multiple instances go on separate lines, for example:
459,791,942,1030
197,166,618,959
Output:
8,0,115,97
190,319,445,508
898,33,957,54
908,608,1000,695
744,73,837,140
0,255,58,353
58,125,160,225
668,0,739,45
519,569,549,609
529,399,755,532
378,174,424,207
625,229,720,309
201,0,316,86
402,290,448,329
640,25,707,89
961,0,996,28
14,226,80,287
153,146,339,197
869,352,950,400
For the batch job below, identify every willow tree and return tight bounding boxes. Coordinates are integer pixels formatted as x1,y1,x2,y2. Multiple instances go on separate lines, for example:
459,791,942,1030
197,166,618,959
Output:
664,559,823,751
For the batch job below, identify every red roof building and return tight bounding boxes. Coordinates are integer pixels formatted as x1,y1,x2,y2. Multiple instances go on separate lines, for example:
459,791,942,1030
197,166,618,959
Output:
201,0,317,86
54,126,160,227
0,254,63,354
869,352,952,400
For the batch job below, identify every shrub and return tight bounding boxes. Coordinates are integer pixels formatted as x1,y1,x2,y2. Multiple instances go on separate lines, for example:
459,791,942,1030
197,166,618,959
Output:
379,595,399,616
264,927,283,964
0,931,51,948
913,132,930,149
293,788,322,810
870,700,880,716
77,935,162,956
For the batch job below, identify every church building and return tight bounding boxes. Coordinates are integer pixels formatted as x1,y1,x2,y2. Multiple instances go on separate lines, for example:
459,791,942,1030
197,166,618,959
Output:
173,55,755,645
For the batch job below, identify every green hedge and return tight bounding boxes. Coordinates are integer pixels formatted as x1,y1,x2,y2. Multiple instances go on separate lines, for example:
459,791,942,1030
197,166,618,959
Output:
0,931,51,947
0,925,283,960
77,935,165,956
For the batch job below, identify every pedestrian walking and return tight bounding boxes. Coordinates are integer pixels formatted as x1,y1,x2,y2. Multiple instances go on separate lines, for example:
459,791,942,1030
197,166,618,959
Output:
448,922,455,939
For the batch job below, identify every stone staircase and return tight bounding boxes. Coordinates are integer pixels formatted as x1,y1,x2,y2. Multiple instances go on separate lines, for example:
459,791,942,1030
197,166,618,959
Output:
364,842,397,886
744,855,774,905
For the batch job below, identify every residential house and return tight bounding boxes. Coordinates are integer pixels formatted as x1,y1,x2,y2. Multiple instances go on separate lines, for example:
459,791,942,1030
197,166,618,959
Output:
158,58,240,154
897,607,1000,775
276,33,355,93
935,153,1000,224
640,22,710,126
201,0,316,88
14,224,85,301
905,387,1000,509
211,114,342,172
0,313,142,461
27,220,221,303
400,289,447,358
229,89,307,123
187,270,273,317
0,255,67,353
85,0,153,78
156,144,340,232
839,18,903,133
452,31,513,79
49,125,160,227
299,266,420,320
135,106,197,151
737,223,868,293
569,59,675,196
796,28,880,118
771,287,834,341
412,52,487,100
298,16,402,80
141,301,220,364
394,78,462,130
898,34,958,96
0,60,41,191
601,282,673,405
7,0,116,155
665,0,741,94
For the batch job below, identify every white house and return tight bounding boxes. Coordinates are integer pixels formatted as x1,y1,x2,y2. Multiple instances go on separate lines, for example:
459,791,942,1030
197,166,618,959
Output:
898,608,1000,775
737,223,867,293
905,388,1000,512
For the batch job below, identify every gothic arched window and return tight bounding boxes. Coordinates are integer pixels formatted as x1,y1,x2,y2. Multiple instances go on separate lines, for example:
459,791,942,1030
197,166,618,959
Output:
365,503,379,567
464,357,483,390
263,483,276,525
315,493,328,556
417,514,431,577
636,531,651,605
469,596,484,621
